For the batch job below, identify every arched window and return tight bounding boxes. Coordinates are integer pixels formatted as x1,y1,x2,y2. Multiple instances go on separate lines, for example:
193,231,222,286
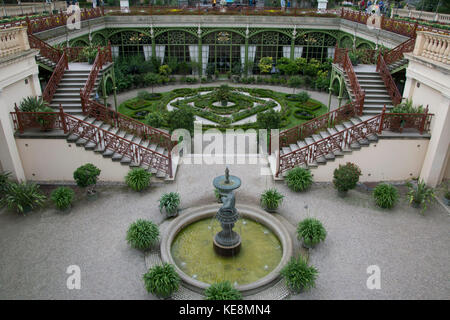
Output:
108,31,151,58
203,31,245,74
250,31,291,73
155,31,198,64
295,32,337,61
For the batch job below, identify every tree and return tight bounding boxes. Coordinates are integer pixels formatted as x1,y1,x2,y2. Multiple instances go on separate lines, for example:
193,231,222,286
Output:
288,76,305,93
143,73,159,93
168,107,195,134
145,111,166,128
257,109,281,130
276,57,299,76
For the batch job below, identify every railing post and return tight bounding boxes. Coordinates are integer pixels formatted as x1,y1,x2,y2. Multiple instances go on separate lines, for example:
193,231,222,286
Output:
15,105,24,133
379,105,386,134
268,131,272,155
168,149,173,179
80,88,86,114
420,105,429,134
59,104,67,133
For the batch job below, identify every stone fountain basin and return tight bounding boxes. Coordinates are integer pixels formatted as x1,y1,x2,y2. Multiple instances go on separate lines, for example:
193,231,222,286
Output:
160,204,293,296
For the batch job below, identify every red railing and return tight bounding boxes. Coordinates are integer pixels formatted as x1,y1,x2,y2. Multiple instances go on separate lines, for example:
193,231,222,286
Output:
64,47,86,62
334,46,365,115
384,37,416,66
10,107,173,177
377,53,402,106
27,33,62,64
278,100,359,150
42,51,68,103
276,108,433,176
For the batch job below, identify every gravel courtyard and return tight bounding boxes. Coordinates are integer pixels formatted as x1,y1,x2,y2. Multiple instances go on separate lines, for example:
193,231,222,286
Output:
0,161,448,300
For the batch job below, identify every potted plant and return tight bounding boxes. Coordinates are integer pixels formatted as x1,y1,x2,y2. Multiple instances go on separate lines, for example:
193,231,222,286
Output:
82,46,98,64
126,219,160,250
406,180,435,214
260,188,284,213
348,49,362,66
18,96,48,112
143,263,180,299
36,106,58,131
73,163,101,200
373,183,399,209
280,255,318,294
204,281,242,300
50,186,75,213
1,182,46,214
125,168,152,192
159,192,180,218
333,162,362,197
285,167,313,192
297,218,327,249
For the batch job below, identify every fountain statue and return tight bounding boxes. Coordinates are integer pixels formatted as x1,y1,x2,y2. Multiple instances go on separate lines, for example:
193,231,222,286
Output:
212,167,242,256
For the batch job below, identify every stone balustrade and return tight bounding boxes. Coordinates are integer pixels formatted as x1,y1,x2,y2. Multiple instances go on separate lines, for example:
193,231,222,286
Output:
414,31,450,65
392,8,450,24
0,27,30,59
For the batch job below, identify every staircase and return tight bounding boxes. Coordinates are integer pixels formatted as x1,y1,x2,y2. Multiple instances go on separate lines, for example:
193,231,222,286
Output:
388,58,408,73
36,52,57,70
50,64,104,115
66,114,176,179
277,114,377,172
345,65,394,116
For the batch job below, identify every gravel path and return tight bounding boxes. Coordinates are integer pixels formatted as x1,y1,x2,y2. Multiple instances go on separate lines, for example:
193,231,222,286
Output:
0,162,448,299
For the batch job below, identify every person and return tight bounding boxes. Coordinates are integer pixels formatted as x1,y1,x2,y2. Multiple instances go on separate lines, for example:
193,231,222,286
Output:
287,0,290,8
281,0,285,10
213,0,216,7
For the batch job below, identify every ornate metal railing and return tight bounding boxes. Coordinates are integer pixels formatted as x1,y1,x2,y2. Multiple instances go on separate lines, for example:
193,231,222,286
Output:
0,7,104,34
376,53,401,106
10,107,173,178
334,47,365,115
42,51,68,103
64,46,86,62
276,108,433,176
277,100,358,150
28,33,62,64
384,37,416,66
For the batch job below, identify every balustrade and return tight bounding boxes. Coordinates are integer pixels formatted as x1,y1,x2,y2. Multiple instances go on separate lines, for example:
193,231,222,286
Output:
414,31,450,65
0,27,29,58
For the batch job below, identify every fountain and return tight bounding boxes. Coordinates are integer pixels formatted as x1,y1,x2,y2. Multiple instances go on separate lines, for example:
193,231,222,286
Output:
212,167,241,256
160,167,293,295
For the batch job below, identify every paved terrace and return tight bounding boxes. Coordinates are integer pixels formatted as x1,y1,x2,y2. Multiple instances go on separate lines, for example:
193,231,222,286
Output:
0,161,448,299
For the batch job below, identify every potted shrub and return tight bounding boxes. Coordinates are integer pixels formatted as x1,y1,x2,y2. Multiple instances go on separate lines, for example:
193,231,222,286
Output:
19,96,48,112
333,162,362,197
260,188,284,213
82,46,98,64
73,163,101,200
37,106,58,131
159,192,180,218
373,183,398,209
126,219,160,250
204,281,242,300
406,180,435,214
143,263,180,299
125,168,152,192
1,182,46,214
280,255,318,293
297,218,327,249
50,186,75,213
285,167,313,192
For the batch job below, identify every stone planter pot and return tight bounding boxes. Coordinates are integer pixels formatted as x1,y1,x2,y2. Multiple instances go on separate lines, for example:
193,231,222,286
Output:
301,238,316,250
161,207,179,218
58,204,72,214
263,205,278,214
87,190,98,201
411,201,421,209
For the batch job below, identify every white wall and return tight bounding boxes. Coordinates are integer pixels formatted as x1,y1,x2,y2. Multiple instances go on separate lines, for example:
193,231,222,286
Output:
16,138,131,182
310,138,429,182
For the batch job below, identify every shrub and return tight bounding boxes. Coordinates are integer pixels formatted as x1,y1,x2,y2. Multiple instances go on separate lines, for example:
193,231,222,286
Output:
286,92,310,102
145,111,166,128
333,162,361,193
50,187,75,210
158,64,172,76
260,188,284,212
137,91,162,100
159,192,180,217
293,109,314,120
256,109,281,130
285,167,313,192
143,263,180,298
297,218,327,247
168,107,195,134
373,183,398,209
0,171,11,195
281,256,318,293
126,219,160,250
391,99,424,114
19,96,48,112
1,182,46,214
125,168,152,192
258,56,273,74
73,163,101,195
204,281,242,300
406,180,435,214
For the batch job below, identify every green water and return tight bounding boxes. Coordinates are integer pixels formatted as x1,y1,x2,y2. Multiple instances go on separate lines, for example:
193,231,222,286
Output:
171,217,282,286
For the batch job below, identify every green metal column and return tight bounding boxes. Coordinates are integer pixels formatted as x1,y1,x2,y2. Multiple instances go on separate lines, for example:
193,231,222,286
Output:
244,36,249,76
198,36,203,77
290,35,295,60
